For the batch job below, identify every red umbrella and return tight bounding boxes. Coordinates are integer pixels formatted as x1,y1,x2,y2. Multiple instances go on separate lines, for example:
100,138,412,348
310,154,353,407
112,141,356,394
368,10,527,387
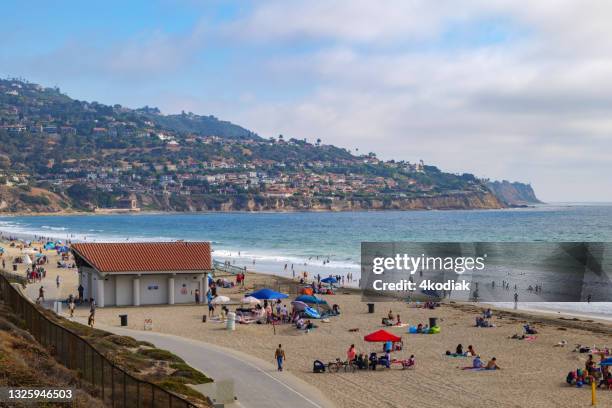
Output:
363,329,402,342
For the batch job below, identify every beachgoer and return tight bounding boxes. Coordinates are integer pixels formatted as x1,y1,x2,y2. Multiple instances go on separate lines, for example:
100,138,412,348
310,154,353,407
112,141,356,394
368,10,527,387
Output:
195,288,200,304
456,344,464,355
78,284,84,301
485,357,500,370
467,345,476,356
347,344,356,362
275,344,286,371
473,355,484,368
37,286,45,303
69,298,76,318
388,310,394,320
56,275,60,288
88,299,96,327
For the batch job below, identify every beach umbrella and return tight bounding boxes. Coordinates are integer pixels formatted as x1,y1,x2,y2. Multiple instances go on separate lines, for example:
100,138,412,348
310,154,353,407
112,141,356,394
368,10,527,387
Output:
295,295,327,304
291,300,308,311
211,295,231,304
321,277,337,284
600,358,612,366
364,329,402,343
249,288,288,300
241,296,261,305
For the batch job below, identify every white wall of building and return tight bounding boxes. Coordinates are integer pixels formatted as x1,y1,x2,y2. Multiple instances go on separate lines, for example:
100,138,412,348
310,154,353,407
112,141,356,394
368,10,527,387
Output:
115,275,134,306
173,274,201,304
103,275,115,306
139,275,168,305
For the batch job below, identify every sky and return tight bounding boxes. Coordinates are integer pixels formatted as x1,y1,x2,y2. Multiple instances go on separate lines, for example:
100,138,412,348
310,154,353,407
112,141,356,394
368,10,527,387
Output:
2,0,612,201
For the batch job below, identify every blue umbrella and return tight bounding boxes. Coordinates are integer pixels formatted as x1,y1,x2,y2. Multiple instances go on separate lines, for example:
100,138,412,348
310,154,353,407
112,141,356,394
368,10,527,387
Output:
249,288,288,300
600,358,612,366
321,277,337,284
295,295,327,304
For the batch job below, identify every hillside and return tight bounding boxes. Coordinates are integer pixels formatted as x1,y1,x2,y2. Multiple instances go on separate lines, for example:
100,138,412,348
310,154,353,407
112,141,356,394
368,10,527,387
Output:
0,77,533,213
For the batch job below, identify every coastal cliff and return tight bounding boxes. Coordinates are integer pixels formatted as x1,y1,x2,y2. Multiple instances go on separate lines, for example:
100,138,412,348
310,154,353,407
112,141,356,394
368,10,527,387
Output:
135,190,504,212
486,181,541,206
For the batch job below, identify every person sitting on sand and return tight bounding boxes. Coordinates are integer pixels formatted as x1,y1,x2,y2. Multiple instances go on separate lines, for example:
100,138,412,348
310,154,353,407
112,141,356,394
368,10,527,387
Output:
416,323,424,333
456,344,464,355
485,357,500,370
369,352,378,370
356,353,367,369
396,314,401,325
406,355,416,367
484,308,493,319
467,345,476,356
388,310,394,320
473,355,484,368
524,324,537,334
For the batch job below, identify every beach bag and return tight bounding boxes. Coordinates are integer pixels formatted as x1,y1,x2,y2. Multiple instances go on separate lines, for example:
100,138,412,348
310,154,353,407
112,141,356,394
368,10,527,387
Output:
313,360,325,373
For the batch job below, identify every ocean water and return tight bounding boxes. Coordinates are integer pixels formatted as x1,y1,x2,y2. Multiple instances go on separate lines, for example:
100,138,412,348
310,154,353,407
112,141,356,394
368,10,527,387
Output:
1,204,611,316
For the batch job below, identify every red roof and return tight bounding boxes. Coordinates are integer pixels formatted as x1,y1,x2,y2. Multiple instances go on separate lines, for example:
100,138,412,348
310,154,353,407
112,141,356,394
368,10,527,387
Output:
71,242,212,273
363,329,401,343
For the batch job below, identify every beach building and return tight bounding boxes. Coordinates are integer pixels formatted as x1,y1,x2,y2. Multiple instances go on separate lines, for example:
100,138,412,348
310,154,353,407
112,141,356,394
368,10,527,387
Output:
71,242,212,307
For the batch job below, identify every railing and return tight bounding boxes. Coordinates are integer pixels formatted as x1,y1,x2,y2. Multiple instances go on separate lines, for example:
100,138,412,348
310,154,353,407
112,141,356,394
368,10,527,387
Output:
213,259,246,276
0,270,198,408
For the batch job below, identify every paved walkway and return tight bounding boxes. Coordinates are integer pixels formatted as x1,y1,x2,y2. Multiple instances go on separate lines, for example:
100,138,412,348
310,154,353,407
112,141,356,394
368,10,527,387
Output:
78,322,334,408
21,278,335,408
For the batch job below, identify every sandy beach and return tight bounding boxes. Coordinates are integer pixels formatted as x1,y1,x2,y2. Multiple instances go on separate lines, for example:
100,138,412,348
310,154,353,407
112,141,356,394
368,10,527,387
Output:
2,237,611,408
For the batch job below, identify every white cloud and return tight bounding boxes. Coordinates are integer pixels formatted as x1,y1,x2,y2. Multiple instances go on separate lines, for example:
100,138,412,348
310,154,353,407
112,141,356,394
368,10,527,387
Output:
209,1,612,201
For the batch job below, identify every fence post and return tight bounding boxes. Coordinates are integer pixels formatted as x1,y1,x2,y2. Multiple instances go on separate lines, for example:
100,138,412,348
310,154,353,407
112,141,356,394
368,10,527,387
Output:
123,371,127,408
101,355,105,401
111,366,115,408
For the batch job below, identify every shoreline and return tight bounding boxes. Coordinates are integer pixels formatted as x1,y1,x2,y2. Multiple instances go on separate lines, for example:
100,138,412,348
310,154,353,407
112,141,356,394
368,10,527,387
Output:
0,204,548,218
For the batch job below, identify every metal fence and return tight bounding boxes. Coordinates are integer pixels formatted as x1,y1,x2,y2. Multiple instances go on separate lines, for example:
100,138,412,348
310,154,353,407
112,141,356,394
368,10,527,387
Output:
0,271,198,408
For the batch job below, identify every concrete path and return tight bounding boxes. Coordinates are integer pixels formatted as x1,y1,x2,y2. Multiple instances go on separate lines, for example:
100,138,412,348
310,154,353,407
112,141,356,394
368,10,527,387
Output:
81,322,335,408
21,277,335,408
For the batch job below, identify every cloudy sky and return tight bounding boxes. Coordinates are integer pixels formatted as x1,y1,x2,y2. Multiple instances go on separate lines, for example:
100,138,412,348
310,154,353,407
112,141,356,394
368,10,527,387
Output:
2,0,612,201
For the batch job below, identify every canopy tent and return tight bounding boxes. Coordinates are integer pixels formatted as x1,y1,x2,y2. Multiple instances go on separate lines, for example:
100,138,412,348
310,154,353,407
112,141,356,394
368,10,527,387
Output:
364,329,402,343
249,288,288,300
211,295,231,304
321,277,337,284
22,255,33,265
240,296,261,305
295,295,327,304
291,300,309,311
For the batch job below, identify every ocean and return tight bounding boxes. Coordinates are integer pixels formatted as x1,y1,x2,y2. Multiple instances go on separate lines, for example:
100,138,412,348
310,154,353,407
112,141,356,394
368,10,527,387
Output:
1,203,611,317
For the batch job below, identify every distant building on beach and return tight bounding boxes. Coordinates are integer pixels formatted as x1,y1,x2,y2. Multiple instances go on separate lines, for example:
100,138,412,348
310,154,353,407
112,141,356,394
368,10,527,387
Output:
71,242,212,307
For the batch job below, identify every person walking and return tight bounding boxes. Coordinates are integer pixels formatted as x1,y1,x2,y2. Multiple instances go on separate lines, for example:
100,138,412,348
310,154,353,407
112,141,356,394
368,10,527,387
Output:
88,299,96,327
69,297,76,318
56,275,61,289
195,288,200,304
275,344,286,371
37,286,45,303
